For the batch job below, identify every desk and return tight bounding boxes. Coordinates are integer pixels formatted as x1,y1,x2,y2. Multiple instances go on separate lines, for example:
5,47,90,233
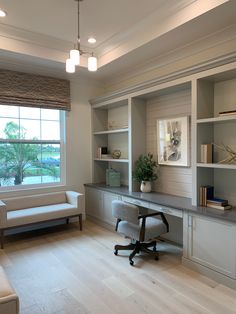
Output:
84,183,236,290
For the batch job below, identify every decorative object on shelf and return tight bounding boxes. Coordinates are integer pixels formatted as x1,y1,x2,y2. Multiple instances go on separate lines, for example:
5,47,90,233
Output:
66,0,97,73
200,144,213,163
213,143,236,164
157,116,190,166
112,150,121,159
133,153,158,193
219,110,236,116
108,121,128,130
106,168,120,187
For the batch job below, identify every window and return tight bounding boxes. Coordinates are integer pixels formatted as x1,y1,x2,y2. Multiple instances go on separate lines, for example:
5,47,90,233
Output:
0,105,65,189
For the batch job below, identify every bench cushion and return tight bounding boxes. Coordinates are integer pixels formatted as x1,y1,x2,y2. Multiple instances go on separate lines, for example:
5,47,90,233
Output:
3,192,67,212
0,266,19,314
7,203,78,228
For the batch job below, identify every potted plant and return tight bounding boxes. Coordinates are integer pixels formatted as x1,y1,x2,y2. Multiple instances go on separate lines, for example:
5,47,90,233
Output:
133,153,158,192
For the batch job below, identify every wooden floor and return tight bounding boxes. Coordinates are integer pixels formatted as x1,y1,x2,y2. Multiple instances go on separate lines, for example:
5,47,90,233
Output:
0,220,236,314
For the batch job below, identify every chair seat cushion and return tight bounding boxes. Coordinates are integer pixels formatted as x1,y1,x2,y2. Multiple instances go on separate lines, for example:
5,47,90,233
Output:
7,203,78,228
117,217,167,241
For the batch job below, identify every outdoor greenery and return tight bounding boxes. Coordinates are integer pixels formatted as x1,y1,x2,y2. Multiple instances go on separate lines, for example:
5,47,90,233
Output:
0,121,60,186
132,153,158,182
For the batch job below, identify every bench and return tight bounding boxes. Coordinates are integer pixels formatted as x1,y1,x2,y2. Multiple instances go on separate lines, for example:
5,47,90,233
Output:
0,191,83,248
0,266,19,314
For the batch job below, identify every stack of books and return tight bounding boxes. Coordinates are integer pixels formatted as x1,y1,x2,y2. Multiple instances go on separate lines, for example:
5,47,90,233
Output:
207,198,232,210
199,185,214,206
199,185,232,210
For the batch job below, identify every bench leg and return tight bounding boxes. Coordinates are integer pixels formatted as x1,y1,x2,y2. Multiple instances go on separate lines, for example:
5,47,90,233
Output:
0,230,4,249
79,214,82,231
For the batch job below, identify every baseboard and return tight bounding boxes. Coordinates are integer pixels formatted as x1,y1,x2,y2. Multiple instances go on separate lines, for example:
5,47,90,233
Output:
182,257,236,290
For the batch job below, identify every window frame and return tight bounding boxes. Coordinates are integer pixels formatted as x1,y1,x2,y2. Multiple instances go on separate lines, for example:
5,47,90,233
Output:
0,108,66,192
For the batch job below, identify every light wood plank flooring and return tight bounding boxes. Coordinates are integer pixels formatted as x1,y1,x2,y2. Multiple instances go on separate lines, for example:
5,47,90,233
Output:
0,220,236,314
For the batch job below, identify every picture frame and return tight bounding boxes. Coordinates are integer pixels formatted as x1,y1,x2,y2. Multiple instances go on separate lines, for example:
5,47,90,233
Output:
157,116,190,166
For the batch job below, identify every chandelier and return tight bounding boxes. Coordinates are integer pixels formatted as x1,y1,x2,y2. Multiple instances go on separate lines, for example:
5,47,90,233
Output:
66,0,97,73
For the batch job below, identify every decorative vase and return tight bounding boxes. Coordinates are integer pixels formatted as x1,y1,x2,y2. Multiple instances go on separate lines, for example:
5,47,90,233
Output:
140,181,151,193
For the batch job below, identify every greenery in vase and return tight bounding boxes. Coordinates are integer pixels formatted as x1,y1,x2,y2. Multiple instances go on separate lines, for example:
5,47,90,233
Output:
133,153,158,182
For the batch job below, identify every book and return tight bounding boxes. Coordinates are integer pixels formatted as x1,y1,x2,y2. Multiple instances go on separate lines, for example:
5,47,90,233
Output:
207,198,228,206
200,144,213,163
207,203,232,210
199,185,214,206
219,110,236,116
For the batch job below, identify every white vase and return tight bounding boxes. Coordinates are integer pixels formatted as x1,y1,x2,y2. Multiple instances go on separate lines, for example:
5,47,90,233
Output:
140,181,151,193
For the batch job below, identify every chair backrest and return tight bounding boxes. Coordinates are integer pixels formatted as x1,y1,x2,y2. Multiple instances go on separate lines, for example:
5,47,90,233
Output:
112,200,139,225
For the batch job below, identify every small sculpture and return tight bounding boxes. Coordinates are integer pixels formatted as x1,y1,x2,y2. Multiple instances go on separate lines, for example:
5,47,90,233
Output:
112,150,121,159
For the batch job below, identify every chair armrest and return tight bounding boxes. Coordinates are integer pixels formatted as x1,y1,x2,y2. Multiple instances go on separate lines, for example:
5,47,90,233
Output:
0,200,7,229
66,191,83,211
138,211,169,237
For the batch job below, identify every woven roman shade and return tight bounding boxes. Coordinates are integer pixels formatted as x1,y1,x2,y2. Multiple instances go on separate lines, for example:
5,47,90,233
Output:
0,69,71,111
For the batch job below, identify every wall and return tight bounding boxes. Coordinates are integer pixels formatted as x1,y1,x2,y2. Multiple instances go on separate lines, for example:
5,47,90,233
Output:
146,88,192,198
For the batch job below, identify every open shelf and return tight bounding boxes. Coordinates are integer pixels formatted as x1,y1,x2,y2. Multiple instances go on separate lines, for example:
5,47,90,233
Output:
197,163,236,170
93,128,128,135
197,115,236,124
94,158,129,163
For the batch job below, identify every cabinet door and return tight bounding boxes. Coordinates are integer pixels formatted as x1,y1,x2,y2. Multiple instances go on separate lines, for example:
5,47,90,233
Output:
187,214,236,278
103,192,121,226
85,187,103,219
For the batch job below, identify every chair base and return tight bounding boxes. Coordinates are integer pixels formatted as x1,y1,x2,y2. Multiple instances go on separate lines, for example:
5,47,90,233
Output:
114,240,159,265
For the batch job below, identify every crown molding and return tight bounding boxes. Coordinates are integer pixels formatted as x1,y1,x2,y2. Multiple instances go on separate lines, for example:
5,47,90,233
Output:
103,24,236,88
89,52,236,105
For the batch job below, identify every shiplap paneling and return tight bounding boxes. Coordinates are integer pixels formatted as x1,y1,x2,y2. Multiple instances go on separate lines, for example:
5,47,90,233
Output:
146,89,192,197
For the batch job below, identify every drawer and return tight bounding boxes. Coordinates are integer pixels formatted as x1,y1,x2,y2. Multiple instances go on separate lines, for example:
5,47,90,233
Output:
122,196,149,209
149,202,183,218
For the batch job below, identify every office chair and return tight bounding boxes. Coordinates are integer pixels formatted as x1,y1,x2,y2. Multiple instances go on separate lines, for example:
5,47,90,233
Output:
112,200,169,265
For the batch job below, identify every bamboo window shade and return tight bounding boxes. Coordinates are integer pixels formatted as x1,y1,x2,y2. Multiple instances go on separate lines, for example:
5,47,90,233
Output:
0,69,71,111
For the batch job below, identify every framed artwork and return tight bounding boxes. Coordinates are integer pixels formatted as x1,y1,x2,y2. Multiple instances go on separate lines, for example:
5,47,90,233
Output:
157,116,190,166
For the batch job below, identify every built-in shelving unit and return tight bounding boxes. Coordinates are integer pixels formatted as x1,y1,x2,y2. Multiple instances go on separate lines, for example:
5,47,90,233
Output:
193,66,236,206
91,98,130,187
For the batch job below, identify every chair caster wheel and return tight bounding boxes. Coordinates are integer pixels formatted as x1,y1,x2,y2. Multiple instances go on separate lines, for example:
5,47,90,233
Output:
114,250,118,256
129,260,134,266
155,256,159,261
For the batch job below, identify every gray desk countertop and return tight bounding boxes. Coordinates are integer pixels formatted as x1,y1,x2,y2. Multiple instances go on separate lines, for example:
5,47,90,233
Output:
84,183,236,223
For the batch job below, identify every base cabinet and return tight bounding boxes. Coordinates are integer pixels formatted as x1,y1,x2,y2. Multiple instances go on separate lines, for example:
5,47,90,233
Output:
85,187,121,226
184,213,236,279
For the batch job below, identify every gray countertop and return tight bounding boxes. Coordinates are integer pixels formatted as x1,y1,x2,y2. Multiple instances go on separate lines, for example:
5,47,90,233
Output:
84,183,236,223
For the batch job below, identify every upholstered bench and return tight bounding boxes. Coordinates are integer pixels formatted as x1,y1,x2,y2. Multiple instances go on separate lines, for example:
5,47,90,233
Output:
0,266,19,314
0,191,83,248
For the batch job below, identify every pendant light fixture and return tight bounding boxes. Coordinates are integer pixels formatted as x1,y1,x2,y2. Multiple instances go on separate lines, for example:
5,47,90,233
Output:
66,0,97,73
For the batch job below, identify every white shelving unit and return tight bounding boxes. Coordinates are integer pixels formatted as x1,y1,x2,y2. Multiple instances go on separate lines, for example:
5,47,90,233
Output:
192,66,236,206
91,98,130,187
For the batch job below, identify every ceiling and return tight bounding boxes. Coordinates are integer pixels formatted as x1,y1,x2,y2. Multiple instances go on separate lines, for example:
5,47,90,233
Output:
0,0,235,82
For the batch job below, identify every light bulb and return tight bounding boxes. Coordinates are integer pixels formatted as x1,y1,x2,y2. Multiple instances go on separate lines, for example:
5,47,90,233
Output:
70,49,80,66
0,9,6,17
66,58,75,73
88,56,97,72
